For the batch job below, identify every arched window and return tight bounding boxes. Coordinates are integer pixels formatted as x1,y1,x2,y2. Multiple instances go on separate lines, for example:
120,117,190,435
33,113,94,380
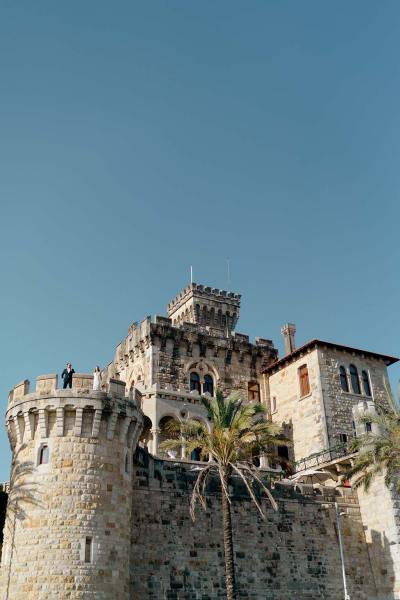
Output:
125,452,130,474
158,416,180,458
39,445,49,465
203,374,214,396
210,308,215,325
190,372,201,393
339,366,349,392
349,365,361,395
362,370,372,397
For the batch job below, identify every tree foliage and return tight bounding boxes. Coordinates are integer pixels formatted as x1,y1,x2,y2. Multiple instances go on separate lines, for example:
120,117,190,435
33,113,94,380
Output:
348,380,400,492
160,389,288,518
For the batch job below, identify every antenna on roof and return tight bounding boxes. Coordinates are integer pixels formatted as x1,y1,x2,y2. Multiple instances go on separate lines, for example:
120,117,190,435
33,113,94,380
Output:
226,257,230,287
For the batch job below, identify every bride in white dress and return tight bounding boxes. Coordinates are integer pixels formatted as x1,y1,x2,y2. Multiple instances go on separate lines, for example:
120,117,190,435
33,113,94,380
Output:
93,366,102,391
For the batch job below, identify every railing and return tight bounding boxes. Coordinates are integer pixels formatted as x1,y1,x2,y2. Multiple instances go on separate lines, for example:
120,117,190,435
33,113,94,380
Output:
294,442,352,473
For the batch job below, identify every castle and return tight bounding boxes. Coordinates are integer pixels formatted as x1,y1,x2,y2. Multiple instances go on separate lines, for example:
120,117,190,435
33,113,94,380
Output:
1,283,399,599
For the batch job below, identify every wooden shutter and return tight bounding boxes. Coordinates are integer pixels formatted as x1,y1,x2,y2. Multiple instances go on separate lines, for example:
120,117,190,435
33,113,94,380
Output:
299,365,310,397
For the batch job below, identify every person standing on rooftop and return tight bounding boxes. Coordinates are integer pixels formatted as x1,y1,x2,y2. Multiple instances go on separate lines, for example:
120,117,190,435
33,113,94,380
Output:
93,366,102,391
61,362,75,389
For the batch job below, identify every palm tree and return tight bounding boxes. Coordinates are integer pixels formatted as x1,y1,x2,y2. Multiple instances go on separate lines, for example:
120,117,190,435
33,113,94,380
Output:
160,390,287,600
348,400,400,493
3,444,42,600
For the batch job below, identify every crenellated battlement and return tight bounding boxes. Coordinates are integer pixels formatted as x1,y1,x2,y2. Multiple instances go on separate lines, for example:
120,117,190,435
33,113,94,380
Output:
8,373,132,404
167,282,241,332
6,374,143,450
167,283,241,312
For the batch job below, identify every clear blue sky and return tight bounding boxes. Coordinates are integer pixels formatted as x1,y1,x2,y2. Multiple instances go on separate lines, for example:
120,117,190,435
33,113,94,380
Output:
1,1,399,480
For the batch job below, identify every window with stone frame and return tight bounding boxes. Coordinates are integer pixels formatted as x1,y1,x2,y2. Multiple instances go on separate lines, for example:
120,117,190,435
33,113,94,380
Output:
84,537,93,563
349,364,361,395
298,365,310,397
190,372,201,393
362,370,372,397
339,433,348,445
203,374,214,396
339,366,349,392
248,382,260,402
38,444,49,465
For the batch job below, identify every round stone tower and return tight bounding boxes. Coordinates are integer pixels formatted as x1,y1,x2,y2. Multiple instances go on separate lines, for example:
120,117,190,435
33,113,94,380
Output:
0,373,143,600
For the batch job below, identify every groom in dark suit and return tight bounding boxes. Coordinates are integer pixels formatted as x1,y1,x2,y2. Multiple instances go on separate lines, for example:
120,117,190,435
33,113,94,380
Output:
61,362,75,389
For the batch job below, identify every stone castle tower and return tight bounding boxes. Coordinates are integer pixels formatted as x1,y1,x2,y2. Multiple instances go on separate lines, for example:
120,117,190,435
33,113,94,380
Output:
1,375,142,599
105,283,277,460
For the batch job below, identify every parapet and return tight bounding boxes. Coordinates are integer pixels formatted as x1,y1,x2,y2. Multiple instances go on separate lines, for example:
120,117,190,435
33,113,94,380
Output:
7,373,132,408
255,337,274,347
6,373,143,451
154,315,173,326
167,283,241,313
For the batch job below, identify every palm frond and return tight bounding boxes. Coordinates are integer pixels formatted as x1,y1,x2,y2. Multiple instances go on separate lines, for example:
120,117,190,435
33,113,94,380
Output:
347,397,400,492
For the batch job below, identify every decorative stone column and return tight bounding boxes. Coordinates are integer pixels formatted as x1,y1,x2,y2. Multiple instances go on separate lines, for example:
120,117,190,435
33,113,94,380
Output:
151,427,160,455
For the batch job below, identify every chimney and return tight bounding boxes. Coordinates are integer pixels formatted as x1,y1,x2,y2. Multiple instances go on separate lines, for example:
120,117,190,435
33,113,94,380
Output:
281,323,296,355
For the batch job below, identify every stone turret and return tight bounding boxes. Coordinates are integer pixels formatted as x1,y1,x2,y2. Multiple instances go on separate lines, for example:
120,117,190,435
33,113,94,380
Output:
167,283,241,333
0,374,143,600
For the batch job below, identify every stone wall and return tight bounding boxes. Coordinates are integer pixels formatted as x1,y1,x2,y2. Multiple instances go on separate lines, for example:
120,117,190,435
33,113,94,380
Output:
317,347,391,445
357,474,400,600
110,318,277,399
267,349,328,461
130,456,378,600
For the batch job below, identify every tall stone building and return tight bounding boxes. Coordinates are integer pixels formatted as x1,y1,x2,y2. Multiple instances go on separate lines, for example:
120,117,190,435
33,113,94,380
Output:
105,283,277,459
1,282,400,600
263,335,397,463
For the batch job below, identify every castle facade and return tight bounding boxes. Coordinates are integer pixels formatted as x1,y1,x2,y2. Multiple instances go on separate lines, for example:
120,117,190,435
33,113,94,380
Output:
1,283,399,599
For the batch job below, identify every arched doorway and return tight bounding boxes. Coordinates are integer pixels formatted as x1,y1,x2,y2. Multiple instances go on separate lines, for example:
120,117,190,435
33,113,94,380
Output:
158,416,181,458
